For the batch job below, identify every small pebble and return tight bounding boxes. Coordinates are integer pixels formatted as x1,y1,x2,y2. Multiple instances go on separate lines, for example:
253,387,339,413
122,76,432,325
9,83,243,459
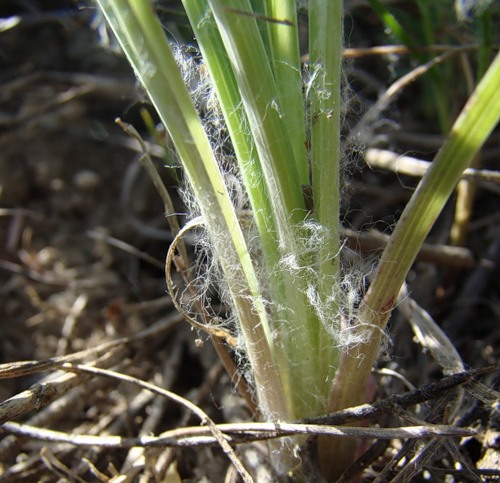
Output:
73,170,100,191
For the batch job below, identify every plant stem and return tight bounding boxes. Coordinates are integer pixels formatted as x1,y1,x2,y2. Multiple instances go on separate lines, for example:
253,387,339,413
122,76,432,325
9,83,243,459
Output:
208,0,329,420
266,0,309,186
309,0,343,391
308,1,346,478
325,49,500,479
96,0,288,421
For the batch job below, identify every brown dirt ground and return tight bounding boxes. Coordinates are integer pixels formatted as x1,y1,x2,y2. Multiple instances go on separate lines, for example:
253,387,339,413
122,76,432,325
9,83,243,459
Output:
0,2,499,482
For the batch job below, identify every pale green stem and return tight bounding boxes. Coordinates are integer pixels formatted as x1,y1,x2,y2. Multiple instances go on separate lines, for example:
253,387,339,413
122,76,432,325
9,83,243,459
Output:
96,0,288,421
209,1,305,218
183,0,297,418
308,1,346,479
325,50,500,480
309,0,343,394
209,0,325,419
266,0,309,185
182,0,280,274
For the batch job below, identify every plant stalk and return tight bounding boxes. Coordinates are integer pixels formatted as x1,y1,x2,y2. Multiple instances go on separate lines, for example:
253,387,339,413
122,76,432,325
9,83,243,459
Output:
324,50,500,480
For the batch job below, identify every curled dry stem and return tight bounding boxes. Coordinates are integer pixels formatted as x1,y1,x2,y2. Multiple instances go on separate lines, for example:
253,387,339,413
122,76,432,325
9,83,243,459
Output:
165,217,237,348
115,116,254,411
165,217,256,414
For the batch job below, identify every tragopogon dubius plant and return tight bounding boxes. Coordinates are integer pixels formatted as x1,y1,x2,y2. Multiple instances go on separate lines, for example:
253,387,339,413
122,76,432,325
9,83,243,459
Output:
95,0,500,479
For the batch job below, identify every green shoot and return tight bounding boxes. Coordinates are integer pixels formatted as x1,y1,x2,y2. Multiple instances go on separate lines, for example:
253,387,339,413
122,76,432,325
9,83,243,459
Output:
95,0,500,478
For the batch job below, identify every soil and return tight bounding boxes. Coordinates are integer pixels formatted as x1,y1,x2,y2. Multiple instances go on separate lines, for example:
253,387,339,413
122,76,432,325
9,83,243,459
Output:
0,1,499,482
